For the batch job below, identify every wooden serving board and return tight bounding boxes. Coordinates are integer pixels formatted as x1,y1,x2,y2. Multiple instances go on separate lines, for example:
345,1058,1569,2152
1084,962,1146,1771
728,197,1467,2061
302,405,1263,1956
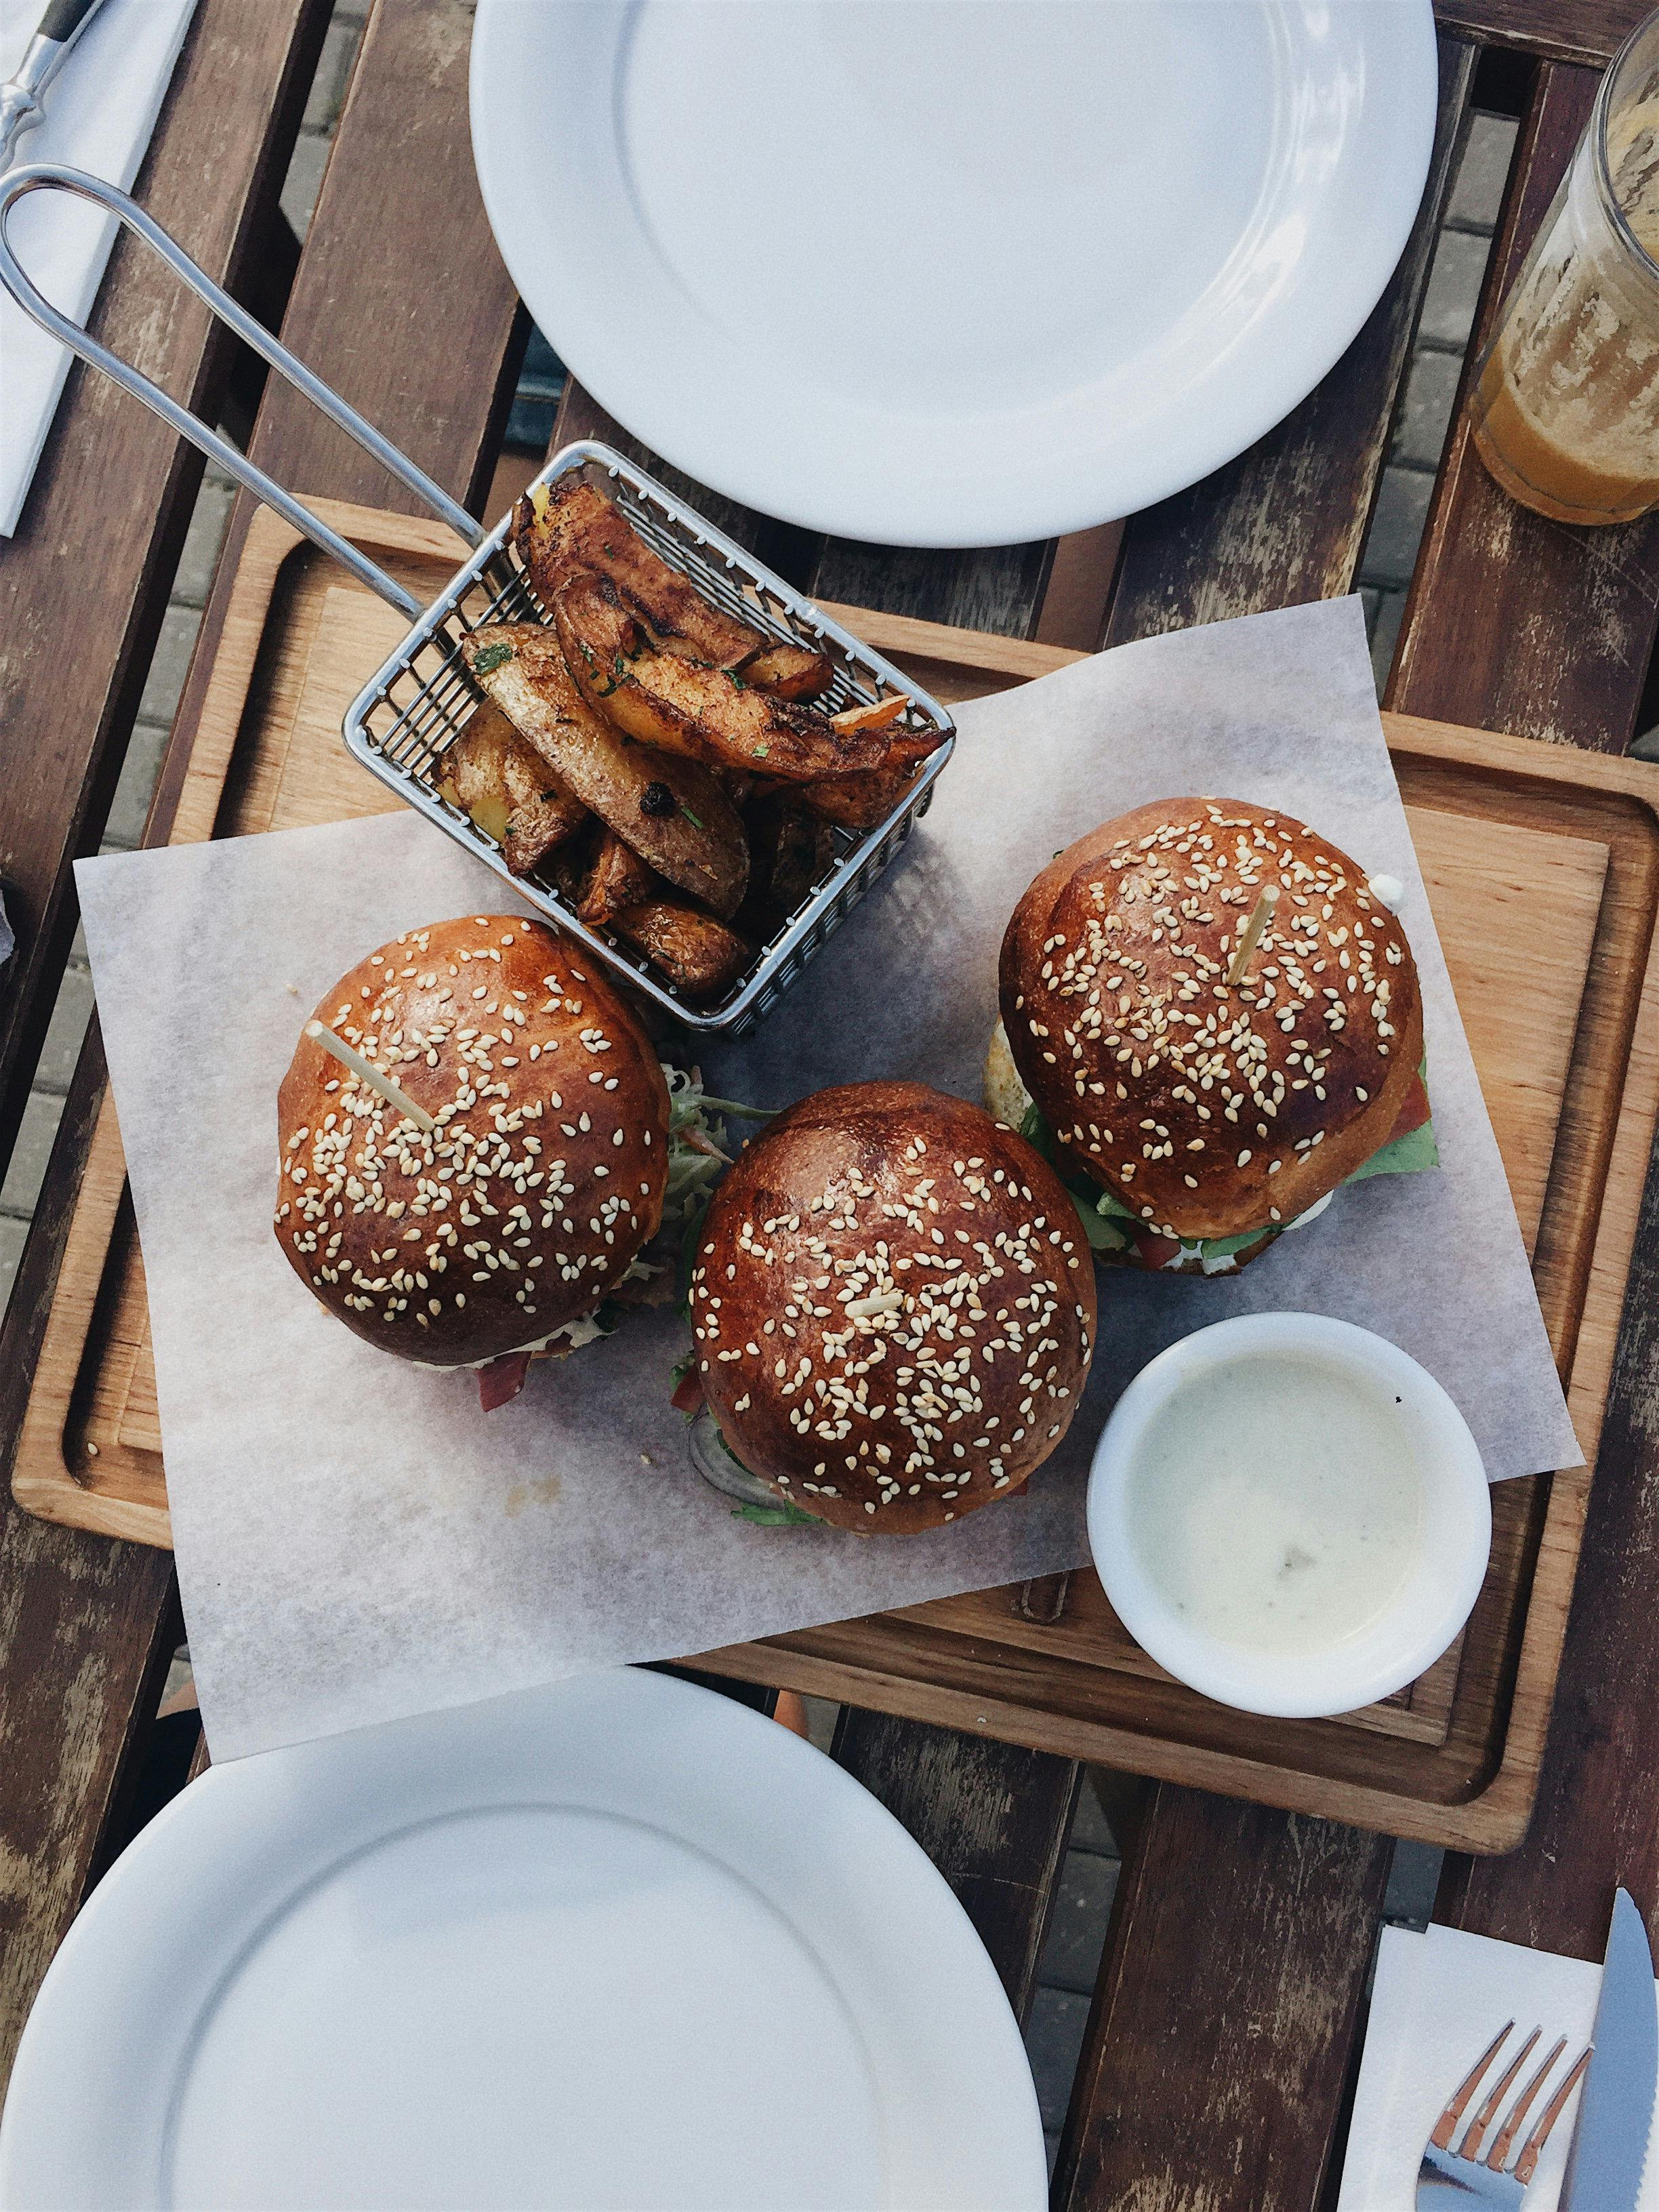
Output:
18,502,1659,1851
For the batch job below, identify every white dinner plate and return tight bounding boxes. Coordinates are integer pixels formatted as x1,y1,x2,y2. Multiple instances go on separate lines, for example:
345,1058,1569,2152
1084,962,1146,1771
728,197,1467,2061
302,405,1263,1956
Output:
0,1668,1044,2211
470,0,1437,547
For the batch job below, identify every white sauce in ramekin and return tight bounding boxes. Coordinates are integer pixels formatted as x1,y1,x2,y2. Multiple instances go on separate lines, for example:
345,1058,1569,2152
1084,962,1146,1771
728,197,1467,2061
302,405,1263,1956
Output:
1124,1350,1426,1656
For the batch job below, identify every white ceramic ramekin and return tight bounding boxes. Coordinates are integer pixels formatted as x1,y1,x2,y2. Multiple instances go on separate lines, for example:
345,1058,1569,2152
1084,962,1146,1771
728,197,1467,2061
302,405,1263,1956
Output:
1086,1313,1492,1719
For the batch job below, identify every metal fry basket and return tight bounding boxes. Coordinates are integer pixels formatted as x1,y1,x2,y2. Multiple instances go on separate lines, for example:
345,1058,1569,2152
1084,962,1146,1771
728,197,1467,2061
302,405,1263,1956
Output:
344,443,956,1032
0,165,955,1036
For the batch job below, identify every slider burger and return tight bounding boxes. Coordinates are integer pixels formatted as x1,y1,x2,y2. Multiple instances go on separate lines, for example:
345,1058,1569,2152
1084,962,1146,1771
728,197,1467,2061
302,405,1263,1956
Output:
686,1081,1097,1531
987,799,1437,1274
274,915,714,1409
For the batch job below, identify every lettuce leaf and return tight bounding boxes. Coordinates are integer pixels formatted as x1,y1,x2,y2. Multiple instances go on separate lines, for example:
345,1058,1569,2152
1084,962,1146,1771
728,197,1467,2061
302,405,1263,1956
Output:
661,1065,774,1311
1021,1066,1437,1270
1344,1112,1439,1183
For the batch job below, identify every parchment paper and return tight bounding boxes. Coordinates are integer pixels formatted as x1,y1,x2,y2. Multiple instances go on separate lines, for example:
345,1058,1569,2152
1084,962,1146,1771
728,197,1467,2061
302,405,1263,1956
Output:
76,596,1579,1761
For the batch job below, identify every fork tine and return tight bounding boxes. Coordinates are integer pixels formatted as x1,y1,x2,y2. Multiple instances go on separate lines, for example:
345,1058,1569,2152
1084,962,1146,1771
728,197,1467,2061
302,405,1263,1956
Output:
1512,2047,1593,2186
1432,2021,1517,2150
1459,2026,1540,2158
1486,2036,1567,2169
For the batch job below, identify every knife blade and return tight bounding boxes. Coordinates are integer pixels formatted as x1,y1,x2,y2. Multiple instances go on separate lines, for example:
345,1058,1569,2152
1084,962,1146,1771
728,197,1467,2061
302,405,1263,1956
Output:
1562,1888,1658,2212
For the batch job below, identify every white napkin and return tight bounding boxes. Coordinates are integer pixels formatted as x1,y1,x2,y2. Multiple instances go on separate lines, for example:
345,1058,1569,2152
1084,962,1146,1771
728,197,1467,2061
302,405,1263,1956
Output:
0,0,199,537
1339,1923,1658,2209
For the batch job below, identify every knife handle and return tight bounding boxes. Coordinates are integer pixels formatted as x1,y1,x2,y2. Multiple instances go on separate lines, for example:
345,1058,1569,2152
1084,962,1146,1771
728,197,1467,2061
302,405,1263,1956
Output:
37,0,104,47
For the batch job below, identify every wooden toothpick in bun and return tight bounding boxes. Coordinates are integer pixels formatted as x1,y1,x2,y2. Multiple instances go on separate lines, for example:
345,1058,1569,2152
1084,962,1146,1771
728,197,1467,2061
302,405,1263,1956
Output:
274,916,670,1388
998,799,1427,1269
689,1081,1097,1532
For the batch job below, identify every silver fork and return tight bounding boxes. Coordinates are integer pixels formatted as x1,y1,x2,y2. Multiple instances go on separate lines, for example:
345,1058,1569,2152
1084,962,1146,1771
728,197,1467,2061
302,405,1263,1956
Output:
1416,2021,1594,2205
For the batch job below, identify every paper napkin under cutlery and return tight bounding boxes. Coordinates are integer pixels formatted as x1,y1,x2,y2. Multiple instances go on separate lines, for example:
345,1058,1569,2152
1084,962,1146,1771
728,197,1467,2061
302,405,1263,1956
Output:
1339,1922,1659,2210
0,0,199,537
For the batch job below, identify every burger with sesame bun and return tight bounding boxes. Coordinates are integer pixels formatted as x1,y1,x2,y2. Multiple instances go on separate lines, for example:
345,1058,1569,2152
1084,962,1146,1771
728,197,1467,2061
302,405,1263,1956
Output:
683,1081,1097,1532
987,799,1438,1275
274,915,743,1408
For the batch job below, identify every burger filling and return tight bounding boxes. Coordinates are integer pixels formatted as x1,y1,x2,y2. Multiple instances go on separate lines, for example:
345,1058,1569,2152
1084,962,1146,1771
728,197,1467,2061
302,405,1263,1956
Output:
1019,1065,1437,1274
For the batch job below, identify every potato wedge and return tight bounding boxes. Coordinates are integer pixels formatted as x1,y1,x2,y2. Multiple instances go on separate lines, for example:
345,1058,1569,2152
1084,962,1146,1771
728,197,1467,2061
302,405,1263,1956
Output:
438,701,586,876
577,830,658,928
554,574,889,784
829,693,907,736
516,483,834,699
515,480,760,669
882,722,953,772
611,899,750,1000
737,638,832,700
799,762,921,832
460,623,747,920
829,696,950,777
747,794,837,914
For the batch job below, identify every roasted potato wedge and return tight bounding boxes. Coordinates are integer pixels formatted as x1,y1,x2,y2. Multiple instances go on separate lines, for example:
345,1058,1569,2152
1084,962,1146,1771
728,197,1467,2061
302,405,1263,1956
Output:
747,794,838,914
799,762,921,832
611,899,750,1000
882,722,952,772
830,694,907,736
438,702,586,876
577,830,658,928
736,638,832,700
829,696,949,776
515,480,760,669
554,574,889,784
515,482,832,699
460,624,747,920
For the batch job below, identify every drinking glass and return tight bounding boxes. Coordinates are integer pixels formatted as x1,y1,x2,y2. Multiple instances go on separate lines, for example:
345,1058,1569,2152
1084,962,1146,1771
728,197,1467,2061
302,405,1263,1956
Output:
1470,7,1659,526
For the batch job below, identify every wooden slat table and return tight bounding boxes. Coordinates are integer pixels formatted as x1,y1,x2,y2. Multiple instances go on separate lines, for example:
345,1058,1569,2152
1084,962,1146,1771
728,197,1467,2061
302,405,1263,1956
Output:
3,4,1658,2206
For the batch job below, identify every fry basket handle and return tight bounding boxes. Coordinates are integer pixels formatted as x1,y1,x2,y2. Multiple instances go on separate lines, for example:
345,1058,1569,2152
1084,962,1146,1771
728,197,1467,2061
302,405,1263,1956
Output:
0,163,485,617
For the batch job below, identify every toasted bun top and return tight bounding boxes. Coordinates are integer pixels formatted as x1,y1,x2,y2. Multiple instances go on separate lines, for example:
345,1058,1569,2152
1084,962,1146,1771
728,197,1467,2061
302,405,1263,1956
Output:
999,798,1424,1241
274,916,670,1367
690,1082,1097,1533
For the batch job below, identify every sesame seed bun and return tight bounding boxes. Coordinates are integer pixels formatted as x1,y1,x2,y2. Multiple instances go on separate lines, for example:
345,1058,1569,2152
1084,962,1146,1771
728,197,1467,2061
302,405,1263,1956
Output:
274,916,670,1367
690,1081,1097,1533
999,799,1423,1247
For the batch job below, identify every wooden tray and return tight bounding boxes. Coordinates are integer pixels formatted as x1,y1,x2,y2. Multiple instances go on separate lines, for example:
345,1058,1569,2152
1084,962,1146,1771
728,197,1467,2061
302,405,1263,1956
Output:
18,501,1659,1851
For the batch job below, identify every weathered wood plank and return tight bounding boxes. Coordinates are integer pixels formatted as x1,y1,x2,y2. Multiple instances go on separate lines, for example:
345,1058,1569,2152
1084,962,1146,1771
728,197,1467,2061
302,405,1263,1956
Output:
1388,64,1659,748
1101,37,1476,647
241,0,520,519
1433,0,1648,70
0,0,520,2095
806,531,1053,644
830,1708,1078,2022
0,0,329,1187
1033,523,1125,652
1054,1793,1393,2211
